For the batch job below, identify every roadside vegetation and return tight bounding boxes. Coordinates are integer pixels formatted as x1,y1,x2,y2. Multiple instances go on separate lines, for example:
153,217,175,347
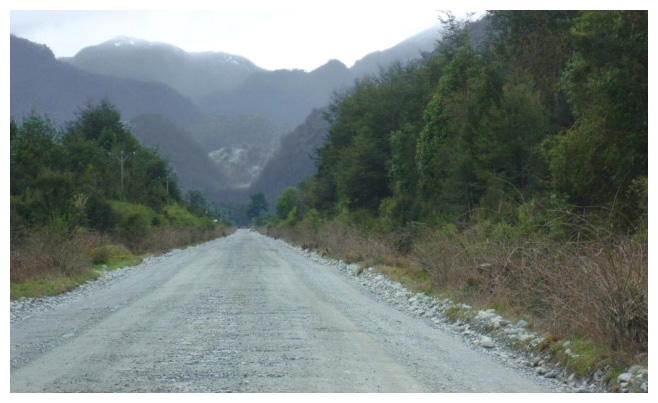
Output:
10,101,234,299
260,11,647,387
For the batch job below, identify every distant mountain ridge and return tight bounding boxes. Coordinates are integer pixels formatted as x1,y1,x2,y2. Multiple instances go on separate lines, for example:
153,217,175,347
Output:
249,108,330,202
61,36,263,103
350,25,441,78
60,25,443,126
10,34,204,127
198,59,351,126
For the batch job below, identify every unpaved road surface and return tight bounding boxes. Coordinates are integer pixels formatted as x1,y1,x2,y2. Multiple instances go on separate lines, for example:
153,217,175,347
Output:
11,229,559,392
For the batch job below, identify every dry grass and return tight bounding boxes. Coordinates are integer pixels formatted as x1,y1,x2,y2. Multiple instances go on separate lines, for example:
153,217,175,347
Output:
413,226,647,355
10,231,92,284
527,239,648,351
10,225,237,299
265,222,405,269
134,226,235,254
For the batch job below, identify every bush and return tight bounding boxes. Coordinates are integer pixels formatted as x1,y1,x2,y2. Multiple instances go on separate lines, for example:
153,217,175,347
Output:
122,213,151,244
87,244,134,266
86,193,117,232
164,203,211,229
109,201,156,249
10,230,91,284
410,223,648,353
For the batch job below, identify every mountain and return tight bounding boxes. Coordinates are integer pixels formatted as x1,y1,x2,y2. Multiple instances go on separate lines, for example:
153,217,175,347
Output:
10,35,204,127
190,113,290,189
62,27,443,128
248,108,330,202
197,28,445,127
61,36,263,103
191,113,290,151
129,114,229,198
197,59,350,126
350,24,442,78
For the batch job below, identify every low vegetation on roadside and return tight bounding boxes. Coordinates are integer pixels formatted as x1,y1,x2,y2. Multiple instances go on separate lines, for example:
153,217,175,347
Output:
10,101,234,299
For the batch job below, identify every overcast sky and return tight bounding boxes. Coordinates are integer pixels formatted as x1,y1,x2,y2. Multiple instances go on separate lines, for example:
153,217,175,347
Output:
9,1,485,71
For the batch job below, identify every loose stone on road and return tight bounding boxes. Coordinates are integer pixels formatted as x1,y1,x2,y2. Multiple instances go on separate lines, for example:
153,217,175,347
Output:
11,229,561,392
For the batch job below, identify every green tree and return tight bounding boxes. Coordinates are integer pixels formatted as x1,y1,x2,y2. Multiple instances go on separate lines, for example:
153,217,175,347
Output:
335,132,390,212
487,10,577,134
186,190,207,216
85,192,117,232
276,187,303,221
10,114,62,195
10,102,196,237
313,61,432,217
415,46,481,218
548,11,647,220
246,192,269,225
383,126,422,226
68,99,139,151
476,76,547,192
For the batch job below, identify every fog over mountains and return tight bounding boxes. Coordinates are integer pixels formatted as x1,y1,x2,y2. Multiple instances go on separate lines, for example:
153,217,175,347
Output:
10,23,444,205
60,36,264,103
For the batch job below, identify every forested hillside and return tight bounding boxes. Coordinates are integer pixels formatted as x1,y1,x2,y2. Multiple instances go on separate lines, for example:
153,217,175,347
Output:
303,11,647,228
129,114,231,198
10,102,230,298
266,11,647,376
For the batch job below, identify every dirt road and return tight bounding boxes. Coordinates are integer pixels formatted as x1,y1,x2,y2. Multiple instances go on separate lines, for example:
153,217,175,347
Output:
11,229,559,392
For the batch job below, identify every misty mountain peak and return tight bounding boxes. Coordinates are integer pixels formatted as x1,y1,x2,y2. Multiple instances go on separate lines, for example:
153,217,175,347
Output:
63,36,263,101
109,35,147,47
313,59,348,73
97,35,183,53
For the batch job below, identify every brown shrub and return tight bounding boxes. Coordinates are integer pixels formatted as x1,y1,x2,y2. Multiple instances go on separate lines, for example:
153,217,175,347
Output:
529,239,648,351
11,226,236,286
10,231,92,283
410,225,648,354
125,226,236,254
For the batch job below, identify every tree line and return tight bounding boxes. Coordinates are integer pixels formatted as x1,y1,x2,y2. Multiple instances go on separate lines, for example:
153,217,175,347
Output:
274,11,647,236
10,100,222,245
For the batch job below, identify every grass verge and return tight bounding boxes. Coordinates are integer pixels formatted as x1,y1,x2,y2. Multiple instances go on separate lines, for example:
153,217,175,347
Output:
10,270,100,300
11,226,236,300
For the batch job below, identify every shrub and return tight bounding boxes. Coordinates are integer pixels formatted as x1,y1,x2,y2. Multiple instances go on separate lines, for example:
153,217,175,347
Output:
410,223,647,354
85,193,117,232
110,200,157,248
10,230,91,284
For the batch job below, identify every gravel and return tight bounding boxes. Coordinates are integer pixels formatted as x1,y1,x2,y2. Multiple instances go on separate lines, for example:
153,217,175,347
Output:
9,229,613,392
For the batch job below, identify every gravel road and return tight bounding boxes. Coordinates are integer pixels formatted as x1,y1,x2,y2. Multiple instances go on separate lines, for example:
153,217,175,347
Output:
11,229,562,392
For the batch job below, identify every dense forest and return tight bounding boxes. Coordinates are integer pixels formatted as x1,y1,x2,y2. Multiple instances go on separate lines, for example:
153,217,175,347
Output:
293,10,647,230
266,10,647,370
